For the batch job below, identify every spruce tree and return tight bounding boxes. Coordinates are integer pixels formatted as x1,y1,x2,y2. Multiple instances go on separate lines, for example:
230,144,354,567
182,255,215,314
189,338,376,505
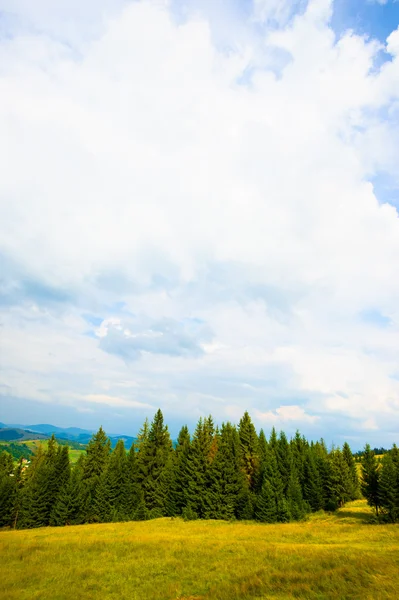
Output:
238,412,259,491
286,466,307,521
255,479,277,523
302,449,324,511
185,416,216,518
205,423,246,520
256,448,285,522
122,444,141,520
168,425,191,516
329,448,353,508
82,427,111,521
290,430,307,489
83,427,111,480
276,431,292,493
342,442,359,500
378,453,398,523
106,439,128,521
136,409,173,514
0,452,16,527
361,444,380,516
50,464,86,526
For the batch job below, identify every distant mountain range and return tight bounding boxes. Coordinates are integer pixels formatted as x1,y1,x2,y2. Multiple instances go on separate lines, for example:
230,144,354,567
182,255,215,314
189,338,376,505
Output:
0,422,137,448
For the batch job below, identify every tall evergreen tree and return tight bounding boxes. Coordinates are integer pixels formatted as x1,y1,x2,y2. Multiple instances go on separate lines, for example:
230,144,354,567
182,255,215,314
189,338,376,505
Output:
136,409,173,514
83,427,111,480
286,466,307,520
302,449,324,511
50,464,86,526
238,412,259,491
168,425,191,516
122,443,141,520
361,444,380,516
329,448,353,508
342,442,359,500
0,451,17,527
255,479,277,523
276,431,292,493
186,416,216,518
205,423,246,520
378,453,398,523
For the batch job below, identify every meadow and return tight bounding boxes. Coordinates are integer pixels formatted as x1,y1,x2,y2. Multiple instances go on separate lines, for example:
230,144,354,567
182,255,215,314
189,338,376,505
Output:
22,439,85,464
1,500,398,600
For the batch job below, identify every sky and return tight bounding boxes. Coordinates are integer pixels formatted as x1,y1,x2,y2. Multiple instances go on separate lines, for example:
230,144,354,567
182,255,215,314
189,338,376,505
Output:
0,0,399,448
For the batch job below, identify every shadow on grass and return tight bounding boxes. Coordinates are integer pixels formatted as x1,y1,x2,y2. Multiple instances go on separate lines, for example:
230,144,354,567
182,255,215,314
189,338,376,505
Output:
335,510,374,523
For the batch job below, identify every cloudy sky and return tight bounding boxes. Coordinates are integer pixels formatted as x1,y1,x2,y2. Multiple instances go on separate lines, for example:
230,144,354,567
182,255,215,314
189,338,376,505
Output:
1,0,399,447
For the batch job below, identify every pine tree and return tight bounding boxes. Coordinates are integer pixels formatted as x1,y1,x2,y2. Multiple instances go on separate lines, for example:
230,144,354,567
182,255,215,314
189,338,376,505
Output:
361,444,380,516
18,437,67,528
185,416,216,518
276,431,292,493
378,453,398,523
255,479,277,523
106,439,128,521
136,409,173,514
205,423,246,520
84,427,111,480
342,442,359,500
122,444,141,520
82,427,111,521
0,452,17,527
329,448,353,508
286,464,307,520
50,465,86,526
302,449,324,511
255,448,285,522
168,425,191,516
133,492,148,521
92,472,112,522
290,430,307,490
238,412,259,491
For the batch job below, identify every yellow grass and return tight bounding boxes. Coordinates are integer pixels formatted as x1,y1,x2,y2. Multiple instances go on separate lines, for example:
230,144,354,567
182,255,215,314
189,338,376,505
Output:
1,500,398,600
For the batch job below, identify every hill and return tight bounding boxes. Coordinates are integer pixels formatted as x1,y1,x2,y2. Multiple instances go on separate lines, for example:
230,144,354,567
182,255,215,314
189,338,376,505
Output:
0,422,137,448
0,428,48,442
1,500,398,600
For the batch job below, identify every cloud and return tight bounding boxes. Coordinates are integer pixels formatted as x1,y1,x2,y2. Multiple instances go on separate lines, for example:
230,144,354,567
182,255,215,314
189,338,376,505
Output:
0,0,399,442
253,0,307,27
255,405,319,424
77,394,154,409
97,316,213,361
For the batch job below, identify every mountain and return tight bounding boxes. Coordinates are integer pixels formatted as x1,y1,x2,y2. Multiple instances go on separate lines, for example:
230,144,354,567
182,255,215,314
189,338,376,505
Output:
0,423,137,449
25,423,94,438
0,428,48,442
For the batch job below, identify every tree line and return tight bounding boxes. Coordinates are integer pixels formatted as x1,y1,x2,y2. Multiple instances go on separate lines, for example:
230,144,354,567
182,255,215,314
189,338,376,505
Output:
0,410,397,528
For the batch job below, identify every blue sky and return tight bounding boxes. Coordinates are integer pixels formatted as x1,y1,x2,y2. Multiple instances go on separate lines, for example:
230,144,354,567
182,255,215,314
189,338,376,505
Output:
1,0,399,448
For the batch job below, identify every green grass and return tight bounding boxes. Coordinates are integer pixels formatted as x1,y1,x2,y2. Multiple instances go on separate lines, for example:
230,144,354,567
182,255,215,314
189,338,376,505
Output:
1,500,398,600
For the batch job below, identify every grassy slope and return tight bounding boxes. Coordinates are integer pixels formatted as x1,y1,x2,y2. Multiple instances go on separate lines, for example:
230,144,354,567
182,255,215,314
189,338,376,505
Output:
1,501,398,600
21,440,85,464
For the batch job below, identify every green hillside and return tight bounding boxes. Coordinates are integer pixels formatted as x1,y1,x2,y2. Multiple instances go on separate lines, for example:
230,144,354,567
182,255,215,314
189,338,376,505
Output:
22,439,86,464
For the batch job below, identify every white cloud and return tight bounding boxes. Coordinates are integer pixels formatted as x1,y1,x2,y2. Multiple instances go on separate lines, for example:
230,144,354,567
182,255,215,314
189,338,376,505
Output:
255,405,319,424
1,0,399,440
78,394,154,409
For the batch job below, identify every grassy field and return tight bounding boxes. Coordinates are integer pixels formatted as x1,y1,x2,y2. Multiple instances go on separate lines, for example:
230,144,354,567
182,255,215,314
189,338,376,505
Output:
23,440,85,464
1,500,398,600
0,439,86,465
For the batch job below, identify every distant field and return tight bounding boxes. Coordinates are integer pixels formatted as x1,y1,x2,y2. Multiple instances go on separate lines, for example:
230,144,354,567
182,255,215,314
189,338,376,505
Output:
1,500,398,600
21,440,85,464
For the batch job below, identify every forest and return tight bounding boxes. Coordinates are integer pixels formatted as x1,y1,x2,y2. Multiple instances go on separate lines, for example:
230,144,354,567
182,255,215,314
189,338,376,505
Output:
0,410,398,529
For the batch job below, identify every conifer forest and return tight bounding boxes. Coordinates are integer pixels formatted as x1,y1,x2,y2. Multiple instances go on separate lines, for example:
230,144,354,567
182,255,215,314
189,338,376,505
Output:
0,410,398,529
